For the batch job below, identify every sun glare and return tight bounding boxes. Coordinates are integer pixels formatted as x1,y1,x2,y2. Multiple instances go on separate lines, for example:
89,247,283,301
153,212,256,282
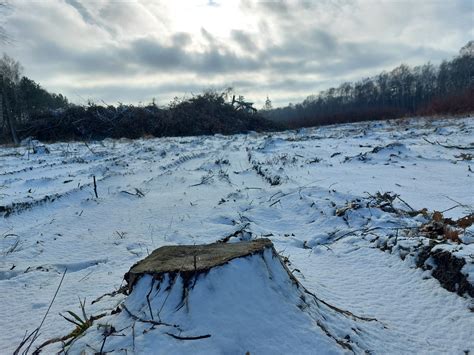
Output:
169,1,252,40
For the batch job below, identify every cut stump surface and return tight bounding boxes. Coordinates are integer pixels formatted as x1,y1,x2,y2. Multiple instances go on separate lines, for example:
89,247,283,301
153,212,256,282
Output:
125,238,274,289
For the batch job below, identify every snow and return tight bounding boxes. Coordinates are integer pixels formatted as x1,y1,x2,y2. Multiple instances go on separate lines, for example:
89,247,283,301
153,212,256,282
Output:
66,248,356,354
1,116,473,354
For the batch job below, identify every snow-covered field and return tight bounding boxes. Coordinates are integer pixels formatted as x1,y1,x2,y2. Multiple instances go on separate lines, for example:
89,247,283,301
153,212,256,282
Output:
1,116,473,354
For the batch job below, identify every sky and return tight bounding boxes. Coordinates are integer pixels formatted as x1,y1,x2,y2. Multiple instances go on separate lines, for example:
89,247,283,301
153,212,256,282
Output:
1,0,473,108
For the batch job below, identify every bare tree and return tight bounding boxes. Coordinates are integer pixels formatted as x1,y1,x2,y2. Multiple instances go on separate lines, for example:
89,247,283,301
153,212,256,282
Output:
262,96,273,111
0,54,22,144
0,53,21,82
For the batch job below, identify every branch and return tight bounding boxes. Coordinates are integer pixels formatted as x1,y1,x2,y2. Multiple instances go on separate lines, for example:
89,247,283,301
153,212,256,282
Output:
166,332,211,340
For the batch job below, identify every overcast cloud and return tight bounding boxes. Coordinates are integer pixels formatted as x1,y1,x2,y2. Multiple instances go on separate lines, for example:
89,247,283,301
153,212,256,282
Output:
1,0,472,107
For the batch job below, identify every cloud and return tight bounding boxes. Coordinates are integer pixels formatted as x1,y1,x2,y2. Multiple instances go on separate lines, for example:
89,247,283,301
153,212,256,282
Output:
64,0,96,26
127,35,261,74
2,0,472,107
64,0,117,36
231,30,257,52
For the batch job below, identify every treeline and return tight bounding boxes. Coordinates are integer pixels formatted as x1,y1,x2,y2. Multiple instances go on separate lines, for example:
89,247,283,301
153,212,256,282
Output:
0,54,69,143
0,53,272,142
263,41,474,128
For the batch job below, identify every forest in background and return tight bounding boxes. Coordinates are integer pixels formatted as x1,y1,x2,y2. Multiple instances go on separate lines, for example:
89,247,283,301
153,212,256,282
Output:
262,41,474,127
0,41,473,143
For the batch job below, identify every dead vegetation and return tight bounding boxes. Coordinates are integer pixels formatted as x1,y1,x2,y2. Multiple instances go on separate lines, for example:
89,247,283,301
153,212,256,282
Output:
331,191,474,297
5,91,273,143
31,298,106,354
343,142,406,163
423,137,474,151
247,150,283,186
455,153,473,161
419,211,474,243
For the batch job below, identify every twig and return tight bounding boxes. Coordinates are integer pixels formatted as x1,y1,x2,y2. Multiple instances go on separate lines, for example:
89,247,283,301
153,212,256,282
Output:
423,137,474,150
269,191,283,201
438,141,474,150
99,332,109,354
322,227,381,246
15,269,67,355
91,285,127,304
303,290,378,323
31,334,75,355
93,175,98,198
122,305,177,328
269,199,281,207
135,188,145,197
443,195,472,210
132,321,136,352
189,174,214,187
395,196,415,211
83,141,96,154
165,332,211,340
440,205,462,213
267,179,328,203
422,137,436,145
146,279,155,320
217,223,250,243
3,234,21,255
